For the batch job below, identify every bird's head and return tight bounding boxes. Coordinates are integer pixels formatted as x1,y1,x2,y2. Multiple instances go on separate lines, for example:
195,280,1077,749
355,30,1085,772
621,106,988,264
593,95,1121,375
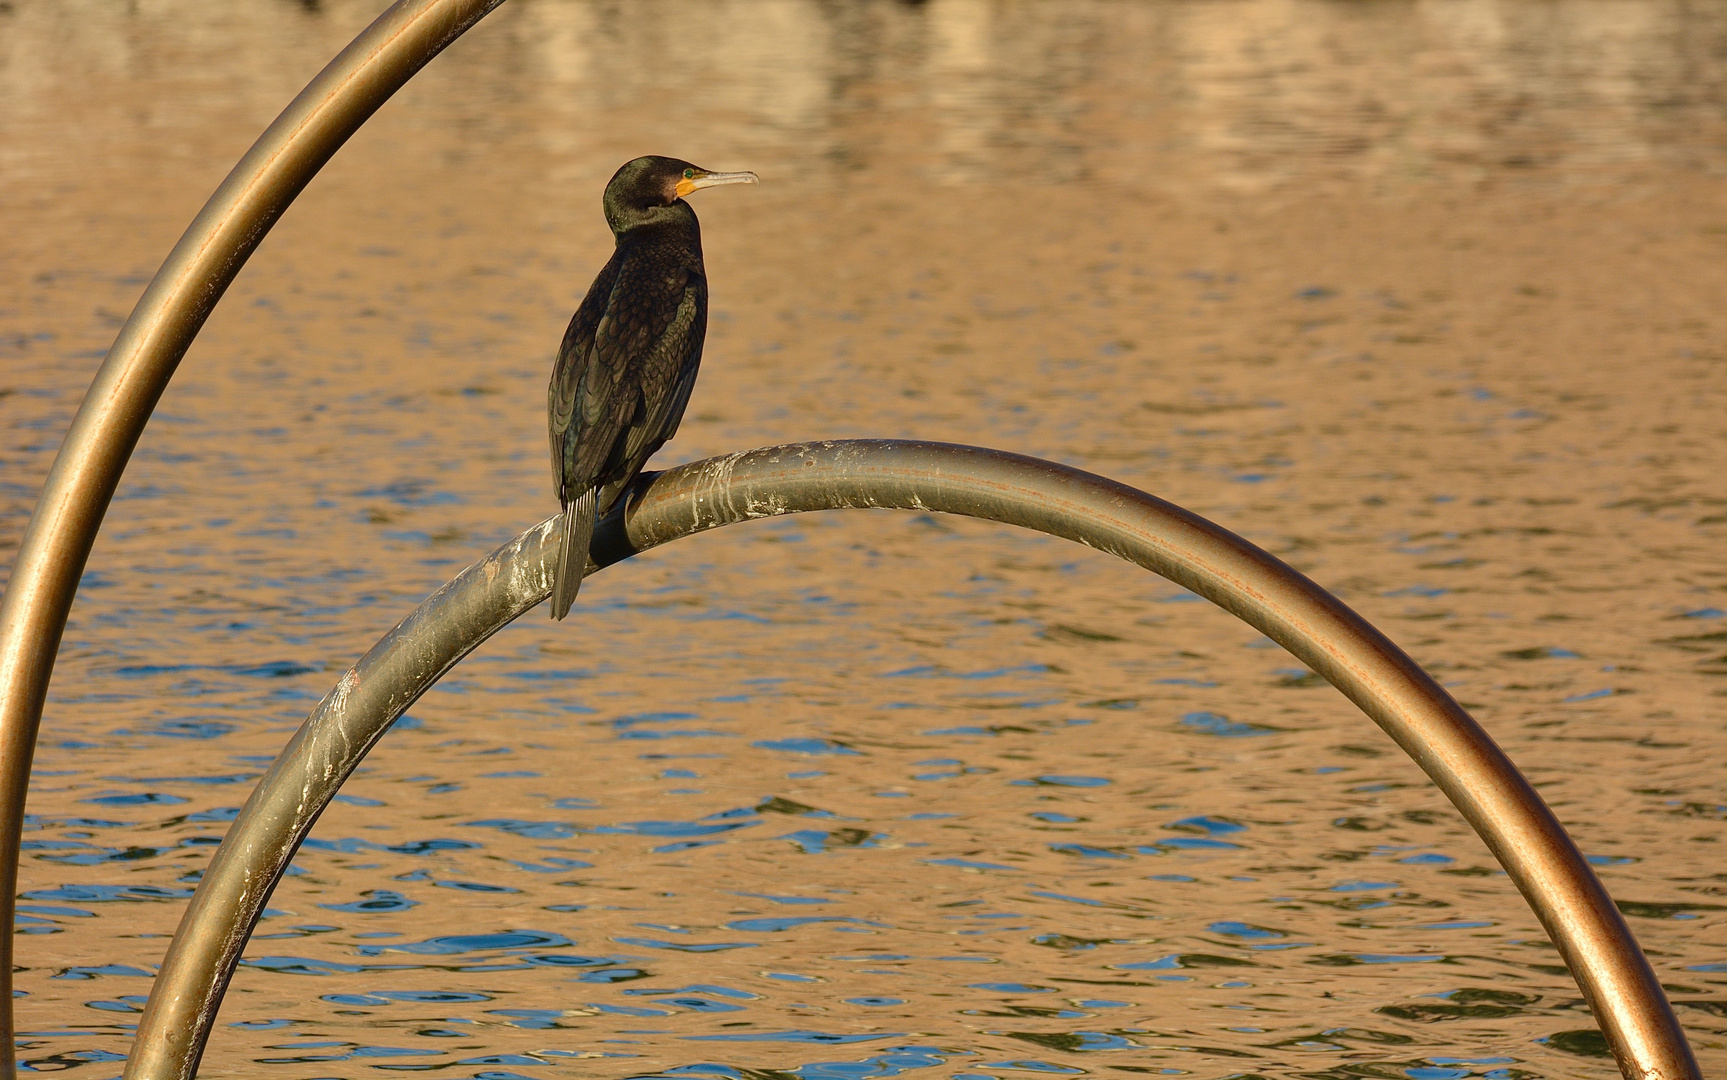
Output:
602,156,758,236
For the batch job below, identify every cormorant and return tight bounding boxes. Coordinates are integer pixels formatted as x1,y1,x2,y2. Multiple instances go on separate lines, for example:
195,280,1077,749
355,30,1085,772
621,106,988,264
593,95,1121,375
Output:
547,156,757,620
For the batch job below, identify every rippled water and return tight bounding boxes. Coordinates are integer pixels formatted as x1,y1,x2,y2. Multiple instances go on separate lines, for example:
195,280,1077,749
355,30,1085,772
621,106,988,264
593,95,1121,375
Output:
5,1,1727,1077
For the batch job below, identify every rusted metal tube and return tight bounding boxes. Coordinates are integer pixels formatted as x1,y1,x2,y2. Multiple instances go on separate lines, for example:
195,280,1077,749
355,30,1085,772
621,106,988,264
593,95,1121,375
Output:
126,441,1698,1080
0,0,505,1063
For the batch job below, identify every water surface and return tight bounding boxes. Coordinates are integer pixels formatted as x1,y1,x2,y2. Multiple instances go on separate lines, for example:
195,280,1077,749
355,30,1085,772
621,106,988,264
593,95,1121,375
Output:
4,1,1727,1077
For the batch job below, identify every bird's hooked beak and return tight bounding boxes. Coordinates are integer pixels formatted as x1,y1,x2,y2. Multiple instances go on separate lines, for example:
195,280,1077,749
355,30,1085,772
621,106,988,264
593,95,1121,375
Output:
674,169,759,199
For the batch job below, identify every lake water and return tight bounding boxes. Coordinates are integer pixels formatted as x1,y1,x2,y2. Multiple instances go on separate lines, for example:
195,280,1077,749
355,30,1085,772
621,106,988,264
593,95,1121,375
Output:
4,1,1727,1077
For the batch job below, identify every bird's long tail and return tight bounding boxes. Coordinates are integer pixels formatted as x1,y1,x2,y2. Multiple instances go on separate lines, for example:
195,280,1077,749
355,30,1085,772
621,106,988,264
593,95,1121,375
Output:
550,488,597,621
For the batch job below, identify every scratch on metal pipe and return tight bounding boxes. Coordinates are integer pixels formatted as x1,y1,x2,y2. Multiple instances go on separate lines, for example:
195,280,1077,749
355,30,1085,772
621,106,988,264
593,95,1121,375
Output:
696,450,745,524
508,548,542,601
329,668,359,715
742,492,789,518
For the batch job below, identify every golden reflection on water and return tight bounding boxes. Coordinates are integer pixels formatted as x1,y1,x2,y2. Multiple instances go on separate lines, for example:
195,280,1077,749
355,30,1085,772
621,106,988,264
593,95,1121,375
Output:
3,1,1727,1077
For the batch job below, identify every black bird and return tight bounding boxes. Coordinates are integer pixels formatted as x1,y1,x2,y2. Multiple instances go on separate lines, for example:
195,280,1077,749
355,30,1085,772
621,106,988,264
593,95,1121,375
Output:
547,156,757,620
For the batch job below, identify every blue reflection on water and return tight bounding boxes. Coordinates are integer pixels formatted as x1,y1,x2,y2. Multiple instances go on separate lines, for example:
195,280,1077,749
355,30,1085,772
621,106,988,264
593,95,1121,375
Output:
1207,921,1285,940
318,889,418,913
727,917,888,932
640,1045,961,1080
1180,711,1277,737
613,937,758,953
22,884,193,904
683,1031,906,1043
357,930,570,955
924,857,1016,871
753,738,861,756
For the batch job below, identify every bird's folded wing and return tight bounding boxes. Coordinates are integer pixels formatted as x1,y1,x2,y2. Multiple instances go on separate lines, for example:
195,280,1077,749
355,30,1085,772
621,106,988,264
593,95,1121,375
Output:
621,273,706,468
558,256,690,492
549,255,621,495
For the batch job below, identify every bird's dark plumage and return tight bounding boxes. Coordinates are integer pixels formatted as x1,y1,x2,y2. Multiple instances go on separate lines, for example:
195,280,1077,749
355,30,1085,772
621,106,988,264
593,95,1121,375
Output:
548,156,756,619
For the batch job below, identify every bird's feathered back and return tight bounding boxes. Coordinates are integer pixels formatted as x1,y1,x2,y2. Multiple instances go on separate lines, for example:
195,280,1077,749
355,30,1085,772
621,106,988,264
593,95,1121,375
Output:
548,231,706,504
547,159,713,620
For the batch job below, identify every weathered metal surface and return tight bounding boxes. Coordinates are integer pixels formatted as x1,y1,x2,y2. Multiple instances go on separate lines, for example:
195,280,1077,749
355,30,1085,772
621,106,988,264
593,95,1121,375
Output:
125,441,1699,1080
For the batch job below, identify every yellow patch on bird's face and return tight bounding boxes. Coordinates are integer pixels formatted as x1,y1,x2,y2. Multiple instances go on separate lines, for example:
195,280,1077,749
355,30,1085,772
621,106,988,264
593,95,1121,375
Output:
673,169,701,199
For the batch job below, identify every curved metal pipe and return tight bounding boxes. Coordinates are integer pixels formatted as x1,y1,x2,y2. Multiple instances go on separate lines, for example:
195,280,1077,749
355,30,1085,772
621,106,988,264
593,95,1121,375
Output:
126,441,1697,1080
0,0,506,1060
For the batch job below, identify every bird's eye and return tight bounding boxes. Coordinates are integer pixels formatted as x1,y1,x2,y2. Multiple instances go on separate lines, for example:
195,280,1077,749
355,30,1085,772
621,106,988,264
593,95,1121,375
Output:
683,169,695,179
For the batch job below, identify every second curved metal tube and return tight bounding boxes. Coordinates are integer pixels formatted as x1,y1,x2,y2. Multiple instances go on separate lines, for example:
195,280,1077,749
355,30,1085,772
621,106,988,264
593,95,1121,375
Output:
0,1,508,1058
126,440,1696,1080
